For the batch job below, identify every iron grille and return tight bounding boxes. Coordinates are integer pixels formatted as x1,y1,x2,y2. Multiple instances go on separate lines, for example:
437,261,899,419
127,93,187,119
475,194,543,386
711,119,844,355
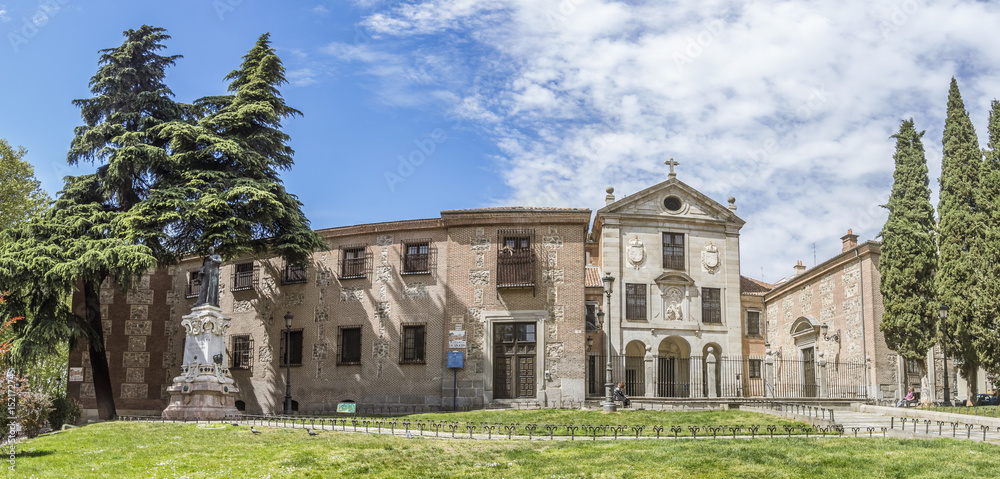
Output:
625,283,647,320
279,329,303,366
746,311,761,336
399,324,426,364
662,232,685,269
229,334,254,370
701,287,721,323
187,271,201,298
339,326,362,364
496,229,535,289
282,262,307,285
339,245,371,280
231,261,258,292
400,239,433,274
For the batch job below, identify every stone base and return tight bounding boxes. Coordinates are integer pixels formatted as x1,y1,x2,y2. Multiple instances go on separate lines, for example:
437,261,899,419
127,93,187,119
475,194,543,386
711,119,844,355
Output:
162,378,240,420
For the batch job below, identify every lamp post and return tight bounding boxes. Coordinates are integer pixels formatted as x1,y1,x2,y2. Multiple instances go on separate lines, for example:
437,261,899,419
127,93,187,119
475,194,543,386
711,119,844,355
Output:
939,304,951,407
602,272,616,413
283,311,294,415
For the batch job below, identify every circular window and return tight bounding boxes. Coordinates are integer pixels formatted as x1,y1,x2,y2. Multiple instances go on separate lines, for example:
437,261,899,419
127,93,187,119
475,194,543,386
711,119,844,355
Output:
663,196,682,211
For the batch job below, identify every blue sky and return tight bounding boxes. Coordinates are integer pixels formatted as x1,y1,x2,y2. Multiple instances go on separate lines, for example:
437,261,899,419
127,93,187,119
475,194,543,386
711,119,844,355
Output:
2,0,1000,284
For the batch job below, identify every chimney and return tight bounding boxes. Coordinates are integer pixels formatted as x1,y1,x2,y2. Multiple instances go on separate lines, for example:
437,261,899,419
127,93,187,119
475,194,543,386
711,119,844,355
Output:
794,260,806,276
841,229,859,253
605,186,616,206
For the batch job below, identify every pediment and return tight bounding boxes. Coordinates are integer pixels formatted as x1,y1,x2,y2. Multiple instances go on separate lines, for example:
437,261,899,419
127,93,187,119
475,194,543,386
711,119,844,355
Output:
597,177,744,226
654,271,696,286
790,316,820,338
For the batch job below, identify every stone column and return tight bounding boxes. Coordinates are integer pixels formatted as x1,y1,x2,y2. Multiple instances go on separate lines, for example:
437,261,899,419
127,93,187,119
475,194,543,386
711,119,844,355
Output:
644,349,655,398
896,354,906,401
707,347,718,399
764,348,775,398
817,351,827,398
924,348,937,404
866,357,875,400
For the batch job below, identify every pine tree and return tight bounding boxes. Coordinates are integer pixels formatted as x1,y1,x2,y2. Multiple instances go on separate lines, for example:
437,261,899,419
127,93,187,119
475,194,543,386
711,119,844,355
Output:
143,33,325,264
937,78,984,401
976,99,1000,382
879,119,938,362
0,139,49,231
0,174,156,420
68,25,182,215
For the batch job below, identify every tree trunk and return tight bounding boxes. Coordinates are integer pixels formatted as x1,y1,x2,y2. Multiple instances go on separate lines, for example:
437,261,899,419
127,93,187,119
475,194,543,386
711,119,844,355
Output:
84,279,117,420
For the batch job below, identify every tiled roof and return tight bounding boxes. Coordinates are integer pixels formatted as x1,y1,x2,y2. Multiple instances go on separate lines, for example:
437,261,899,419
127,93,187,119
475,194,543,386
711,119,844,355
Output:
585,265,604,288
740,275,774,296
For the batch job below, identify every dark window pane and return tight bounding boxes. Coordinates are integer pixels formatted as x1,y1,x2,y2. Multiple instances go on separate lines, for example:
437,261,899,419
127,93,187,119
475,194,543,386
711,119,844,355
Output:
662,233,685,269
702,288,721,323
747,311,761,336
625,283,647,320
401,325,426,363
279,330,303,366
340,327,362,364
342,248,366,278
403,242,430,274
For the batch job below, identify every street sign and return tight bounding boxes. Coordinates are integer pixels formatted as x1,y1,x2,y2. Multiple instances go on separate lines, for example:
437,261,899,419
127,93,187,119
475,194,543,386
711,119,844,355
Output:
447,351,464,369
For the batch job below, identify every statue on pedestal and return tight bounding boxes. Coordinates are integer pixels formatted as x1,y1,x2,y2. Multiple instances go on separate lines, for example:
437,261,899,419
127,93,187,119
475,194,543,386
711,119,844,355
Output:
196,247,222,307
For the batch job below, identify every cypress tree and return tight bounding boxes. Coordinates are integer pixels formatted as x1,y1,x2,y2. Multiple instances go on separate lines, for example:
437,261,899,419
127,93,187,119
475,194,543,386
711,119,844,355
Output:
879,119,938,362
937,78,984,401
976,99,1000,381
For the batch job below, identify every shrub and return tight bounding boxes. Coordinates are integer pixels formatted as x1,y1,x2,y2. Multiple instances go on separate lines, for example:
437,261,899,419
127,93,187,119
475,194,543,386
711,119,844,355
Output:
49,394,82,430
0,371,52,439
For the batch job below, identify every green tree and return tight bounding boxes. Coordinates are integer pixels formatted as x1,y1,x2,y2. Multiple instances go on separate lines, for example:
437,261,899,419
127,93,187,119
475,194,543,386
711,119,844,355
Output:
879,119,938,364
937,78,984,402
0,139,49,231
976,99,1000,379
137,32,325,264
0,174,156,420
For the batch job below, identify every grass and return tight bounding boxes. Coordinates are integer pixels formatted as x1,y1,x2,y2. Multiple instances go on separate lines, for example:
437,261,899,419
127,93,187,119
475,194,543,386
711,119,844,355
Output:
920,406,1000,418
9,420,1000,478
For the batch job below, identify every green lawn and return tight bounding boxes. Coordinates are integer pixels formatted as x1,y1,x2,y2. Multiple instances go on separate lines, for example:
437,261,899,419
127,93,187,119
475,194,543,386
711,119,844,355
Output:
8,412,1000,478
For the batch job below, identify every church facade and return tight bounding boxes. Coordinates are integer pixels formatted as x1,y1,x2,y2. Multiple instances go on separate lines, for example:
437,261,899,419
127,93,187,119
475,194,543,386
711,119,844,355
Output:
68,166,959,416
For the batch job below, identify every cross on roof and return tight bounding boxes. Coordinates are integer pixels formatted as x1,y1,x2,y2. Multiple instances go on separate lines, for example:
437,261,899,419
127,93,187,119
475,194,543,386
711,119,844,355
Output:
664,157,679,178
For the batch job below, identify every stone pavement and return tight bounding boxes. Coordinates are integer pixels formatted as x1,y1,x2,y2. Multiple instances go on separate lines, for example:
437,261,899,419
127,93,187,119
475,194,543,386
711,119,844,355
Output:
759,406,1000,443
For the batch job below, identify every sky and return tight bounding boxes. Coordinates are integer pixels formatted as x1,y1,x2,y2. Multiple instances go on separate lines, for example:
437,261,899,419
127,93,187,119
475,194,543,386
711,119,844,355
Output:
2,0,1000,284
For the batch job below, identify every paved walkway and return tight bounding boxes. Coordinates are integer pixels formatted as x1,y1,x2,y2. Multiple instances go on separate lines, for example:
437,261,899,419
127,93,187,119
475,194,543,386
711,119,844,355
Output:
753,406,1000,443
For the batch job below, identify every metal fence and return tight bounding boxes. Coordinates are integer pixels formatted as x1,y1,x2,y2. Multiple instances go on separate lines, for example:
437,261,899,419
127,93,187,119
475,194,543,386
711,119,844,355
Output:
586,354,868,400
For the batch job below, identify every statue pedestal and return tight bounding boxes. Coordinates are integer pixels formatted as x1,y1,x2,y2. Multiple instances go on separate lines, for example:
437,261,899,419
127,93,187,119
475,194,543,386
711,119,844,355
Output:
162,305,240,420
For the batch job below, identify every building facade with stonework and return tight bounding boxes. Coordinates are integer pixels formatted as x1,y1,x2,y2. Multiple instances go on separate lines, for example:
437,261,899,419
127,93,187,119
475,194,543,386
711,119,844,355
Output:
585,171,767,399
69,208,593,416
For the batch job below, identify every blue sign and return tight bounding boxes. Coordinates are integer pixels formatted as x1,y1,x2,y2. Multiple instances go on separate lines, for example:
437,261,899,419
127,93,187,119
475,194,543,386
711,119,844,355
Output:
447,351,464,369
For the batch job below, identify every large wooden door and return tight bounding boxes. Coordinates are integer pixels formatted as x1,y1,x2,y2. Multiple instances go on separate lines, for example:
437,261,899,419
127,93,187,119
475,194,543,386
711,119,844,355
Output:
493,322,537,399
802,347,817,397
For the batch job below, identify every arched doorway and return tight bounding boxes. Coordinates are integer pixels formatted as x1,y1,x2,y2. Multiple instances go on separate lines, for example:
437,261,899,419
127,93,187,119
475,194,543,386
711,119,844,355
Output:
624,341,647,396
657,337,690,397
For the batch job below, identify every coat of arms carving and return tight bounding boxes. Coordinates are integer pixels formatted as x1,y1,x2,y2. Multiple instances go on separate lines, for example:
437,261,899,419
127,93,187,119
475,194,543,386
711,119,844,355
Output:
702,241,721,274
627,236,645,269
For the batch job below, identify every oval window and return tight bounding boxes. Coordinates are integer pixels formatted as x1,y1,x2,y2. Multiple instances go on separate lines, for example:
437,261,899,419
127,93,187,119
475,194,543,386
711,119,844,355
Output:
663,196,682,211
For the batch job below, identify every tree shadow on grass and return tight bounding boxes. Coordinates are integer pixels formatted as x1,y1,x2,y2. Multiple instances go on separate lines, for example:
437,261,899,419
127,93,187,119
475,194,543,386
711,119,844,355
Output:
14,450,53,458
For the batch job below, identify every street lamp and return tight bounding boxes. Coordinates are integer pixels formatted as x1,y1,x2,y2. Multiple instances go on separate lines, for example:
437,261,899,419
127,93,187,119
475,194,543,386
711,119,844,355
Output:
283,311,294,415
939,304,951,407
602,272,616,413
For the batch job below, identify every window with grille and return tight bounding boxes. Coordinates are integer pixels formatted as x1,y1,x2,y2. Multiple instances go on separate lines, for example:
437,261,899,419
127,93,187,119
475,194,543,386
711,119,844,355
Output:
230,334,253,370
746,311,762,337
232,261,255,291
283,263,307,284
702,287,722,323
585,302,600,331
625,283,647,320
497,234,534,288
400,324,426,364
748,359,762,379
187,271,201,298
341,247,366,279
402,242,430,274
339,326,362,364
662,232,685,269
279,329,303,366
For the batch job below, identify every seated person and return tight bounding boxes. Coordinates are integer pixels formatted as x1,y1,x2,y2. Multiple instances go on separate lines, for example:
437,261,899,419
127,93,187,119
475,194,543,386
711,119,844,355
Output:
613,381,630,407
896,387,915,407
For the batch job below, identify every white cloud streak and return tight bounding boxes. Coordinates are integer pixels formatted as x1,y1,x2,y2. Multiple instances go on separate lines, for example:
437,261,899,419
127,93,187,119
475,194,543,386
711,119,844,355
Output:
340,0,1000,282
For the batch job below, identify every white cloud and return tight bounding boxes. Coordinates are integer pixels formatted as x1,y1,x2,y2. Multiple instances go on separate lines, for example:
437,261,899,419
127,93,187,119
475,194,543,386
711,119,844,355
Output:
0,5,9,22
346,0,1000,281
312,4,329,16
287,68,319,87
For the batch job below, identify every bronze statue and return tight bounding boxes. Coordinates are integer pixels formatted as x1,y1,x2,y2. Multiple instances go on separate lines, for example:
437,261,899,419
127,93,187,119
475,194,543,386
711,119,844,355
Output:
196,247,223,307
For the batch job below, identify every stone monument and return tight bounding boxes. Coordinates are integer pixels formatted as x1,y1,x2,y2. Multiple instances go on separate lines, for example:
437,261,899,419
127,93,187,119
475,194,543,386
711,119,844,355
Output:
163,248,241,420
